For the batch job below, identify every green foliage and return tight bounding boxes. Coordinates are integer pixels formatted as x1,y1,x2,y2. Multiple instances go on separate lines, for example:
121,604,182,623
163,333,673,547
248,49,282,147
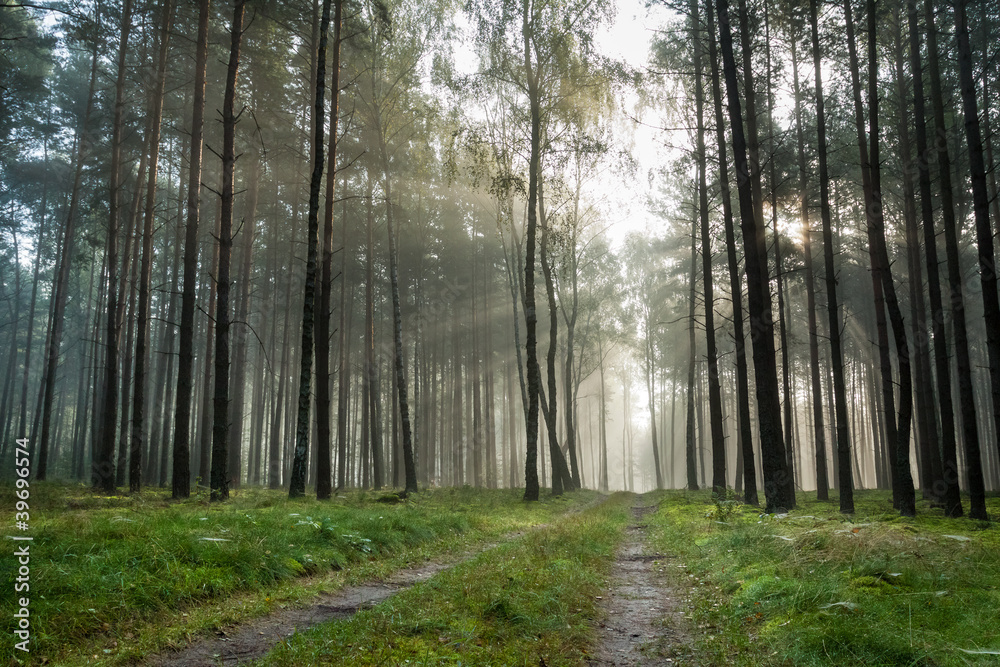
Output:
705,488,745,522
260,492,632,666
646,489,1000,667
0,484,595,665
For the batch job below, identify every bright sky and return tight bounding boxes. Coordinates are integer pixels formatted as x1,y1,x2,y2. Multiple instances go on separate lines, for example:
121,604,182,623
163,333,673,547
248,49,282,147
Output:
449,0,679,250
592,0,679,248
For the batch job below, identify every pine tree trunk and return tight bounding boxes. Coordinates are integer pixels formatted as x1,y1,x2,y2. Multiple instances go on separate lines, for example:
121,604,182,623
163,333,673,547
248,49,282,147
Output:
715,0,792,512
131,0,176,493
891,5,940,498
809,0,854,513
227,151,259,489
379,144,418,493
289,0,332,498
39,0,101,481
521,3,542,501
692,0,726,495
96,0,133,492
336,196,351,491
172,0,210,497
471,250,484,488
316,0,343,499
790,31,829,500
685,211,699,491
954,0,1000,494
764,2,795,506
925,0,986,518
211,0,246,501
707,0,756,504
843,0,915,515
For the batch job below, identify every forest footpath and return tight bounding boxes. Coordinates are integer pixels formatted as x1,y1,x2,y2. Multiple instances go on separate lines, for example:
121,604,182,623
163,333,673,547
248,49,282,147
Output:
255,491,635,666
0,485,601,666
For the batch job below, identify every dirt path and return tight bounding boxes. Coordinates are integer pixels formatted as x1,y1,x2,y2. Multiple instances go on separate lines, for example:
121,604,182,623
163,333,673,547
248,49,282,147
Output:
146,496,609,666
588,499,690,666
146,557,457,666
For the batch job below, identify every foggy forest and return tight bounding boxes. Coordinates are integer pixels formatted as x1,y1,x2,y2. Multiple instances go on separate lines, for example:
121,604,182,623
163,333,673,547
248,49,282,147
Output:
2,0,1000,662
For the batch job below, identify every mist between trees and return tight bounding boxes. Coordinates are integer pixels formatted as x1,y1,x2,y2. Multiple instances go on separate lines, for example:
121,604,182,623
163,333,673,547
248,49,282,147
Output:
1,0,998,517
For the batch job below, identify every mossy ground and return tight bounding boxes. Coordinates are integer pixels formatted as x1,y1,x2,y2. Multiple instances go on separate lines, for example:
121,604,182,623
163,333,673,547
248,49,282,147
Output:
0,483,598,666
6,484,996,666
645,489,1000,667
259,492,633,667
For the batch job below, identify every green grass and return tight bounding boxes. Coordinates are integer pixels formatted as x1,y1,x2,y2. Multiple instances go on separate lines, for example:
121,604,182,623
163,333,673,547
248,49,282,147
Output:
645,489,1000,667
0,482,599,666
258,492,633,666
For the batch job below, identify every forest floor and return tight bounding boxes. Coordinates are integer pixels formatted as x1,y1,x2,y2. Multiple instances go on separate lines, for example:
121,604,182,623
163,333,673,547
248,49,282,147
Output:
0,484,599,666
3,485,1000,666
641,489,1000,667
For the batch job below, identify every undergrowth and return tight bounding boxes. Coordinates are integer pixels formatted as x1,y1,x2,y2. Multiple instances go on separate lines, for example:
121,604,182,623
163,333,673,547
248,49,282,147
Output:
646,489,1000,666
0,483,596,665
259,492,632,666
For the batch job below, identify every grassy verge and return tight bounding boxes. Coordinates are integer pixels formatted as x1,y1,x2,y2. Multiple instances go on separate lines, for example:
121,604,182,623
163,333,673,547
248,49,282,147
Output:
646,489,1000,666
258,491,632,666
0,483,600,666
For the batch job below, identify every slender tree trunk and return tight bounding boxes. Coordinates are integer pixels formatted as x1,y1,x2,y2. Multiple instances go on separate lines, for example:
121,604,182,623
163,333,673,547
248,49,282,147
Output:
335,199,351,493
39,1,101,480
849,0,915,514
96,0,133,492
692,0,726,495
171,0,211,496
289,0,332,498
521,1,542,501
892,5,940,498
790,32,829,500
716,0,792,511
685,211,699,491
809,0,853,513
539,181,573,494
117,202,142,487
925,0,986,518
172,0,210,497
471,248,484,487
211,0,246,501
131,0,176,493
907,0,956,508
363,179,384,490
954,0,1000,486
379,146,418,493
764,2,795,505
316,0,344,499
707,0,756,504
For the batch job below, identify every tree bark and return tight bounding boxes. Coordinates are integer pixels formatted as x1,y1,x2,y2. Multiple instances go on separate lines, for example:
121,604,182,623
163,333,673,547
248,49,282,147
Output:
790,30,829,500
715,0,792,511
316,0,344,499
707,0,756,504
131,0,176,493
172,0,211,498
692,0,726,495
38,0,101,481
925,0,986,518
809,0,854,513
764,2,795,505
891,4,940,498
289,0,331,498
211,0,246,502
521,0,541,501
96,0,133,492
954,0,1000,492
